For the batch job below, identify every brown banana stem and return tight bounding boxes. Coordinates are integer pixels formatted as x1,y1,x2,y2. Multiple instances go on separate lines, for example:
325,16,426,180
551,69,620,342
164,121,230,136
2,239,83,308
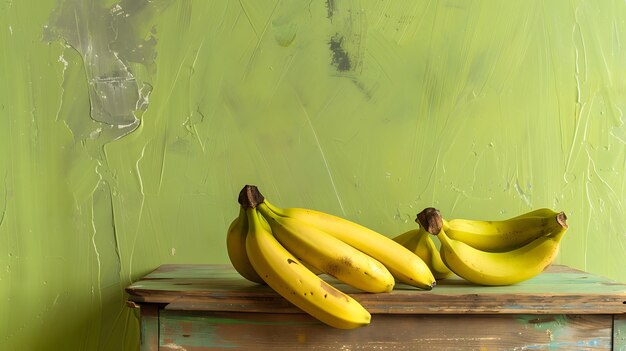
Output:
415,207,443,235
238,185,265,209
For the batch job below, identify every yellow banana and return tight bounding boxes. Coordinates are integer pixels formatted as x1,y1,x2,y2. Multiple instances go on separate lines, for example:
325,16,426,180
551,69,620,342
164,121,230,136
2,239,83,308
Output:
508,208,560,220
297,257,324,275
232,185,323,277
418,208,569,286
226,207,265,284
245,207,371,329
442,209,568,252
392,228,452,280
437,227,567,286
258,203,395,293
390,230,415,247
264,200,436,290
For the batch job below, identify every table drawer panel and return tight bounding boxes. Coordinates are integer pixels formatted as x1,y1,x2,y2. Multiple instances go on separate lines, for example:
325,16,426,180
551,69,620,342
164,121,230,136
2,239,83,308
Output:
158,310,613,350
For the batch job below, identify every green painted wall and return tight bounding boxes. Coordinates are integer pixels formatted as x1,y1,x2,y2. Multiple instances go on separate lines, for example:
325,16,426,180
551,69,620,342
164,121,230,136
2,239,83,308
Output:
1,0,625,349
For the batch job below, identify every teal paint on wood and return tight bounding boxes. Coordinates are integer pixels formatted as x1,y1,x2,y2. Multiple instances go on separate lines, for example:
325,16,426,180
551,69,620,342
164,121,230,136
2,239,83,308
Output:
160,311,229,349
134,265,625,350
159,311,320,349
519,315,611,349
140,304,159,351
128,264,626,297
615,315,626,351
128,265,626,317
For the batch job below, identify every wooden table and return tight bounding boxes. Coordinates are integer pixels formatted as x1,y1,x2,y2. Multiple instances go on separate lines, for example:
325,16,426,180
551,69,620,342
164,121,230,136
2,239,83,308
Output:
126,264,626,350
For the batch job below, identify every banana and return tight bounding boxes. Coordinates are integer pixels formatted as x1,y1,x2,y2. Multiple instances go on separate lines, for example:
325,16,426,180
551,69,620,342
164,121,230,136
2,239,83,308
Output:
508,208,560,220
437,227,567,286
297,257,324,276
417,207,568,286
390,230,415,247
264,200,436,290
226,207,265,284
245,207,371,329
258,203,395,293
442,209,568,252
392,228,452,280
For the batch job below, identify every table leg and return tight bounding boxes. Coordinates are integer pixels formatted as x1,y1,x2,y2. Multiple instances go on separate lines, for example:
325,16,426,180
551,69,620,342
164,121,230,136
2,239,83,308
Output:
615,314,626,351
140,304,160,351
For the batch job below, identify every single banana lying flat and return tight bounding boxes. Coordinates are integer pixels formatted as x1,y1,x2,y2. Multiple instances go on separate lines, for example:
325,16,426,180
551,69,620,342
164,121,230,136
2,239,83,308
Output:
392,228,452,280
258,203,395,293
443,209,568,252
265,200,436,290
245,207,371,329
226,206,265,284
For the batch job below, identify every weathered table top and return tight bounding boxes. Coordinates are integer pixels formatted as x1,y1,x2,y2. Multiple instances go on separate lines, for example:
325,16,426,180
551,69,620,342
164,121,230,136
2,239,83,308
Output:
126,264,626,315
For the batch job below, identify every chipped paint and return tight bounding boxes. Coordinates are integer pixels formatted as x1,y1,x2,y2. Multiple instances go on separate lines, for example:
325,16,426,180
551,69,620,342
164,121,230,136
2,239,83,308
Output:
518,314,612,349
162,343,189,351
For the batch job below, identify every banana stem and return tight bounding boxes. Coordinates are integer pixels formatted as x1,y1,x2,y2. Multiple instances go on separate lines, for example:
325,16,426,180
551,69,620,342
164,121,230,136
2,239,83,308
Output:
556,212,568,229
238,185,265,209
416,207,443,235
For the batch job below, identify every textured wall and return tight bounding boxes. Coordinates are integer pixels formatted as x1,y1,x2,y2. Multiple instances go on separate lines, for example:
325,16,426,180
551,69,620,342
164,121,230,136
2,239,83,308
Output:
1,0,625,349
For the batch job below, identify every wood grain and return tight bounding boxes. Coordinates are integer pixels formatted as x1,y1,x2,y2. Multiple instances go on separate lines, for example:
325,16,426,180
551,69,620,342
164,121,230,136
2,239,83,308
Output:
140,304,160,351
615,314,626,351
126,264,626,315
158,310,613,350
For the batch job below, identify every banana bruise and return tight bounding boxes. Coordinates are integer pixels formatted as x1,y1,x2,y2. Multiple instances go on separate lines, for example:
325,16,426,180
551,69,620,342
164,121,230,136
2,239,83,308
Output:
265,200,436,290
245,207,371,329
258,203,395,293
226,207,265,284
418,207,569,286
443,210,568,252
393,229,452,280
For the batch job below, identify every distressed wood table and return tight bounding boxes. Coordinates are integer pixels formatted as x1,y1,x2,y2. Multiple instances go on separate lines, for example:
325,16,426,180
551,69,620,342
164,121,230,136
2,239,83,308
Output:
126,264,626,350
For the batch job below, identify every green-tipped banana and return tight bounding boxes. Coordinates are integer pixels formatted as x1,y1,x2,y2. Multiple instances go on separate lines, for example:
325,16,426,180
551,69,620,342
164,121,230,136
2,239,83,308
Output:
258,203,395,293
417,207,568,286
443,209,568,252
226,207,265,284
392,228,452,280
245,207,371,329
264,201,435,290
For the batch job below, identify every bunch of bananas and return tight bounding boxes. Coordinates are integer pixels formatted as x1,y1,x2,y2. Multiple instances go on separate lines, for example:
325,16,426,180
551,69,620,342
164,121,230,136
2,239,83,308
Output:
226,185,436,329
413,207,569,286
226,184,570,328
